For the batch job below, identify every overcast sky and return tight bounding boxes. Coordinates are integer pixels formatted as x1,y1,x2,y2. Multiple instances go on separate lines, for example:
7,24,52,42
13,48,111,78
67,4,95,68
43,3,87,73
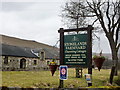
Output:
0,0,111,53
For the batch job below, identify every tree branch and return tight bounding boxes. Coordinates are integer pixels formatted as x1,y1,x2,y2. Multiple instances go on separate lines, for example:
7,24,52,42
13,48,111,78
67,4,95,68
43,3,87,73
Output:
96,2,109,35
106,1,111,32
117,43,120,53
115,22,120,46
112,16,120,32
86,1,94,10
112,3,117,32
87,0,108,34
92,18,99,26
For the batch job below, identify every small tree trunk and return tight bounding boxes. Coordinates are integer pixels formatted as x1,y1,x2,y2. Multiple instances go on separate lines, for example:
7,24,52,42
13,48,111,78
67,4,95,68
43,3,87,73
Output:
114,63,118,76
107,36,119,84
109,43,119,84
109,66,116,84
112,50,118,76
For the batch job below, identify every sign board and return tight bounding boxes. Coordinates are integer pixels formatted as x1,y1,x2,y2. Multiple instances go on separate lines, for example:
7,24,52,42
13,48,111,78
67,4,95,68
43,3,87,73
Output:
60,65,68,80
64,34,88,66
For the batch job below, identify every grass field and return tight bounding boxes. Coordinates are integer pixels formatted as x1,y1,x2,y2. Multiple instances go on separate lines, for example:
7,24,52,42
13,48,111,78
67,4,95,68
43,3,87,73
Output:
1,68,120,88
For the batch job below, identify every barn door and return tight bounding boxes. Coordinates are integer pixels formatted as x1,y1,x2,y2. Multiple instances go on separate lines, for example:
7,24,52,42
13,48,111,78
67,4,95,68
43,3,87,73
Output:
20,58,26,69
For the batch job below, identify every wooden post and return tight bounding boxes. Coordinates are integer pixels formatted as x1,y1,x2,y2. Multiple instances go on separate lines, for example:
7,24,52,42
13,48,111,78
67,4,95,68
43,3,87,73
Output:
87,25,93,86
58,28,64,88
76,68,82,78
76,68,80,78
87,25,92,75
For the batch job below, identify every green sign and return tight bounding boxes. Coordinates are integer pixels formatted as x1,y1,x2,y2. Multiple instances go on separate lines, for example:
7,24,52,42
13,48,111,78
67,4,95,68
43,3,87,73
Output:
64,34,88,66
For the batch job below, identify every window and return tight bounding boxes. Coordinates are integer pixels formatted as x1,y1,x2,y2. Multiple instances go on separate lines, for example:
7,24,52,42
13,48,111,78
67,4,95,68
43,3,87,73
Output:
4,56,8,64
33,60,37,65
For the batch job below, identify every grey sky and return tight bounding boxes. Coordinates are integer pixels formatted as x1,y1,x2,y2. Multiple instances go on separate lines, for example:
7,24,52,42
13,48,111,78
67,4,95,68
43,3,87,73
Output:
0,0,111,53
1,1,64,45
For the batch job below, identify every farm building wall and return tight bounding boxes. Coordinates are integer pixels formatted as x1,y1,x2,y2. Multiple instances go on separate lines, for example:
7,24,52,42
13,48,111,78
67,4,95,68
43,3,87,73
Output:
1,56,50,71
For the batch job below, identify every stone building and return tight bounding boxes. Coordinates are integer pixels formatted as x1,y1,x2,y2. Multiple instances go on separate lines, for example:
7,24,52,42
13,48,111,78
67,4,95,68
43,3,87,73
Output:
0,35,59,71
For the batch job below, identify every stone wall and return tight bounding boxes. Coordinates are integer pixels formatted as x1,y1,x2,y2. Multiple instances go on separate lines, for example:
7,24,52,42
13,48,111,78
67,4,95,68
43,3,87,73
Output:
1,56,49,71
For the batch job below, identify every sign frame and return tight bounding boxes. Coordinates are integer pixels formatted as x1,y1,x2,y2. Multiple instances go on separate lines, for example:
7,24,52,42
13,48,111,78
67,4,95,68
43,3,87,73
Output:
58,25,93,70
58,25,93,88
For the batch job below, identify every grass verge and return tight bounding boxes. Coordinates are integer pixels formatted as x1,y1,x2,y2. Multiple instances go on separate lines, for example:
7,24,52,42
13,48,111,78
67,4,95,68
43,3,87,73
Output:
1,68,120,88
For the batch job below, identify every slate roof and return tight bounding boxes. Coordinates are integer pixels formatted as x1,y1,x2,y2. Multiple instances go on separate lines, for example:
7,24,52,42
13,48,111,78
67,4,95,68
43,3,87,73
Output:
0,34,60,59
0,44,59,59
44,48,59,59
0,44,38,58
32,48,59,59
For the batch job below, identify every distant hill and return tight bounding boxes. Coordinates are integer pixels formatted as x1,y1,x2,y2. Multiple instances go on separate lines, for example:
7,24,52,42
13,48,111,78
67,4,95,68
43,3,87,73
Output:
0,34,58,51
0,34,119,60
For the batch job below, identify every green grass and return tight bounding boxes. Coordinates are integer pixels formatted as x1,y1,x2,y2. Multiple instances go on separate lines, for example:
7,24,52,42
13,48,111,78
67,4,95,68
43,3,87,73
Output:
114,72,120,86
1,68,120,88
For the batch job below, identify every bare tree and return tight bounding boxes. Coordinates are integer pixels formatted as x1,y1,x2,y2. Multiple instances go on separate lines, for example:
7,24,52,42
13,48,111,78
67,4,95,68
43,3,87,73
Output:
61,0,88,29
61,0,120,84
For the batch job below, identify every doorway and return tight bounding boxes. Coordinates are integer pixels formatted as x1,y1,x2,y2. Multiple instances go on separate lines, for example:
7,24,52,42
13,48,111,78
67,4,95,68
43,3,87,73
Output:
20,58,26,69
